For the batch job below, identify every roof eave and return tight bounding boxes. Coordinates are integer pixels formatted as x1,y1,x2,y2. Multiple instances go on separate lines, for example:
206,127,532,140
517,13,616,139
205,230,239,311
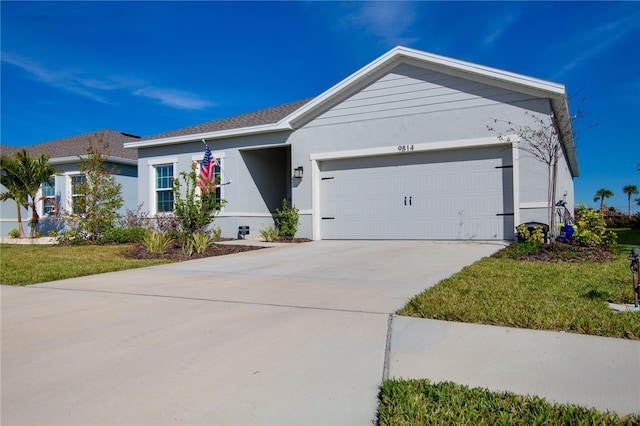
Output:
125,122,293,149
48,156,137,166
550,97,579,178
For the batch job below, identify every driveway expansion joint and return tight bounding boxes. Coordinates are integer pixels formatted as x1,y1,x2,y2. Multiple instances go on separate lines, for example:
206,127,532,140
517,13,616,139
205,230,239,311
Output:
32,285,392,316
382,314,394,381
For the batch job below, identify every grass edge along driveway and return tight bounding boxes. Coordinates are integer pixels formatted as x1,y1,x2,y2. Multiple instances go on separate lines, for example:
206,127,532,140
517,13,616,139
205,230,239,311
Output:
384,231,639,425
0,244,171,286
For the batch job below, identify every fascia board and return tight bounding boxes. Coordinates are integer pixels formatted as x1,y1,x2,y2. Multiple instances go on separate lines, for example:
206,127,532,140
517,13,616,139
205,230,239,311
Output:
48,156,137,166
397,46,566,96
123,122,292,149
550,97,579,177
283,48,402,128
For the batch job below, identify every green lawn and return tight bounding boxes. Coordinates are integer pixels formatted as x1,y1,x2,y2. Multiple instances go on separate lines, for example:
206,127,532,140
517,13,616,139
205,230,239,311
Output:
398,231,640,340
0,244,170,286
378,379,639,425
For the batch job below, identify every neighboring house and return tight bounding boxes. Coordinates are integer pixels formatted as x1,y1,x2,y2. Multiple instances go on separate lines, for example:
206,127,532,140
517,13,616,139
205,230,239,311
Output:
0,130,140,237
126,46,577,241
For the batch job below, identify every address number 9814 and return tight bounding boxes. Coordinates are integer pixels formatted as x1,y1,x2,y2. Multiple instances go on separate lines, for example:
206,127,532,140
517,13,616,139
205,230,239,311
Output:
398,144,414,152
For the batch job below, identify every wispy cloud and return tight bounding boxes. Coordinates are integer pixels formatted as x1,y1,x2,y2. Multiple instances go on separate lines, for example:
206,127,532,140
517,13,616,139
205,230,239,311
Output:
482,8,522,48
1,52,214,110
134,88,215,110
341,2,419,46
552,14,640,79
2,53,111,103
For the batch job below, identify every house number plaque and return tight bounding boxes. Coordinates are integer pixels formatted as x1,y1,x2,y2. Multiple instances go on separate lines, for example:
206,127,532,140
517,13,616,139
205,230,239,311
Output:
397,144,414,152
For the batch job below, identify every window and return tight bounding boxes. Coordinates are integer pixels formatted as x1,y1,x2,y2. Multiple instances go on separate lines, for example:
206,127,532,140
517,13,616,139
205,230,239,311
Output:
155,164,174,212
41,176,56,215
70,175,85,214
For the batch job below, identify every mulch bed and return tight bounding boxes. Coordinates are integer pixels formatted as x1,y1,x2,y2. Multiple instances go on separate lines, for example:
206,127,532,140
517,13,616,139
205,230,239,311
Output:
123,238,311,261
493,243,614,263
123,242,264,261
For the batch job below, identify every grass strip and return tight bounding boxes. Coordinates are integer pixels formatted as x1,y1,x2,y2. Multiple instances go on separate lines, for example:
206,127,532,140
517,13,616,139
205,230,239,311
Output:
378,379,638,426
0,244,170,286
398,240,640,340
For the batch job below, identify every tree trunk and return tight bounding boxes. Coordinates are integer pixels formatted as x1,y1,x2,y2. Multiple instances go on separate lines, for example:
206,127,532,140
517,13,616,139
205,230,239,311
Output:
15,202,26,238
550,149,559,242
29,199,39,238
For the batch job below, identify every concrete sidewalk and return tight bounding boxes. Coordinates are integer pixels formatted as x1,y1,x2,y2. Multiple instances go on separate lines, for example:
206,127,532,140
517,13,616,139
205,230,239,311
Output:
388,317,640,416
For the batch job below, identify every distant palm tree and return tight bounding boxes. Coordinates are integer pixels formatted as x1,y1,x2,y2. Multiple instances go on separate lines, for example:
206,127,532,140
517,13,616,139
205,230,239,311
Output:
623,185,639,217
0,150,56,238
593,188,614,214
0,156,29,238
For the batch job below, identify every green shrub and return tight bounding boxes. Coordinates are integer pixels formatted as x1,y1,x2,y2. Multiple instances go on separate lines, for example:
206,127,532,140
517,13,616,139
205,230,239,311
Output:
516,224,544,244
59,230,86,245
212,226,222,240
276,199,299,239
8,229,20,238
260,226,280,242
48,230,58,238
99,227,148,244
172,162,226,244
35,231,44,238
191,232,213,254
142,231,172,254
574,207,617,249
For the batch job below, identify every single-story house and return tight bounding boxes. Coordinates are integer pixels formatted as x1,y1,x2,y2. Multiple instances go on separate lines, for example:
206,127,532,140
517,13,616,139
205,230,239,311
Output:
126,46,577,241
0,130,140,236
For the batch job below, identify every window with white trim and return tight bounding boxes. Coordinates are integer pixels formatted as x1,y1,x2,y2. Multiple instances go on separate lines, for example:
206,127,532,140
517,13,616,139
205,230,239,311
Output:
41,176,56,215
155,164,174,212
70,175,85,214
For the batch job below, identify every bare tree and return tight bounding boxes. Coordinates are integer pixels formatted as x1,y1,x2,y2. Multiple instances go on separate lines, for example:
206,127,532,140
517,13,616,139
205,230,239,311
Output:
488,110,576,240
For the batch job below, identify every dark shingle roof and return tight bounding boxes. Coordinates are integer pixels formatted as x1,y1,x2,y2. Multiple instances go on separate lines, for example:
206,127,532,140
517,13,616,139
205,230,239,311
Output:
140,99,312,141
1,130,140,161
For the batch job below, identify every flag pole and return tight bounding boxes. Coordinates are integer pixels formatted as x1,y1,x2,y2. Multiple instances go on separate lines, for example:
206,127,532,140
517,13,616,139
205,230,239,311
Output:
201,139,232,185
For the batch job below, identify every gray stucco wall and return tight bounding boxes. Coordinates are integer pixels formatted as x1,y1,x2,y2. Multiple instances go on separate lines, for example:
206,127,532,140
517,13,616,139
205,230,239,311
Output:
136,133,292,239
0,161,139,237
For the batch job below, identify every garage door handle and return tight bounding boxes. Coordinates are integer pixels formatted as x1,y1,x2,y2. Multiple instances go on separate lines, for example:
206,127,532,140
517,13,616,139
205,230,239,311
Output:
409,196,412,206
404,196,407,206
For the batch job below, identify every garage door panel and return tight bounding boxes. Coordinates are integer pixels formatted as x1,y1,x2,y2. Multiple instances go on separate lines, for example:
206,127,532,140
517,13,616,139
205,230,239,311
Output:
320,146,512,240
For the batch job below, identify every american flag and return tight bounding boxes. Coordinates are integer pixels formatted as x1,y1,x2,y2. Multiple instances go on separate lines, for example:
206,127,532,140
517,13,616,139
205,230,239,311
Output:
199,143,217,194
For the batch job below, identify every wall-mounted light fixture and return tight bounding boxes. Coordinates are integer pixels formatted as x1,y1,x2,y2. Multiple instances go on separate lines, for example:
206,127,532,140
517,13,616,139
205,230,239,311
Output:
293,166,304,179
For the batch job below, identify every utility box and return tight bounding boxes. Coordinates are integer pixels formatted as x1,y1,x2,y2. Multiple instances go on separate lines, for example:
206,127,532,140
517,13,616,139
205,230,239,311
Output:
238,226,250,239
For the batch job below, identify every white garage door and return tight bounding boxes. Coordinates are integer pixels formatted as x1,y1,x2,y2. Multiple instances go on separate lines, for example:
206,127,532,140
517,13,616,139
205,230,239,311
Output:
319,146,513,240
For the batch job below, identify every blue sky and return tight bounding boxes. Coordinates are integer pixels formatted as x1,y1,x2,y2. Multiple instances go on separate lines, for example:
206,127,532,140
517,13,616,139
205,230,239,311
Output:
2,1,639,212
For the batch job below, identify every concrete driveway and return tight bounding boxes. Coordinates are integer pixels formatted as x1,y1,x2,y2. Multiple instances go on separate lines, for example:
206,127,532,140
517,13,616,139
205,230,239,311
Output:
1,240,501,425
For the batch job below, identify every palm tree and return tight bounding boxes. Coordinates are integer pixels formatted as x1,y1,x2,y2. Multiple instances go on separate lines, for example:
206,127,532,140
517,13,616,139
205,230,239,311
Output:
0,156,29,238
0,150,56,238
623,185,639,217
593,188,614,214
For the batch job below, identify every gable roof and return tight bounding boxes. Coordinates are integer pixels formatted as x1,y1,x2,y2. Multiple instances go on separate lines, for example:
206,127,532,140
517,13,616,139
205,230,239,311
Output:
2,130,141,164
123,46,576,175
